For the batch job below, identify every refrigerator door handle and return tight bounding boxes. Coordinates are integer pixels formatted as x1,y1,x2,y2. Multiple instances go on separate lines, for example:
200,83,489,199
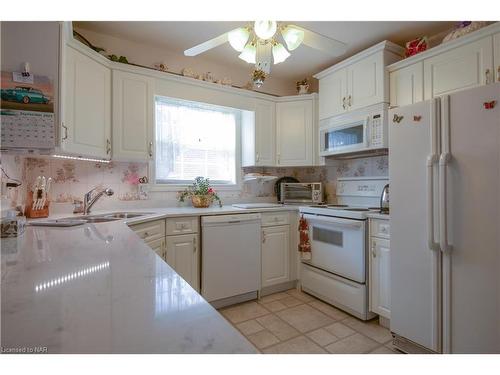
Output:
427,155,439,251
439,96,453,253
439,153,452,253
427,98,441,252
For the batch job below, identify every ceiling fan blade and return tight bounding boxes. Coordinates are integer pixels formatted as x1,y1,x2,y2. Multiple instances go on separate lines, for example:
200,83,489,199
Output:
184,32,229,56
288,24,347,57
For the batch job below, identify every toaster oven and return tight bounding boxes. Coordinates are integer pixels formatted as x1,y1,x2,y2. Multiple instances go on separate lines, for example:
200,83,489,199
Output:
279,183,323,204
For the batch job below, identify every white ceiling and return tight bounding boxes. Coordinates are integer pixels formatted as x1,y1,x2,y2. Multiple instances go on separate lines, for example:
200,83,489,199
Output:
74,21,456,80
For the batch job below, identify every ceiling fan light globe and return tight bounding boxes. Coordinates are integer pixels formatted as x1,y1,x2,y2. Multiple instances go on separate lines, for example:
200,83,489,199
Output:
254,21,277,40
228,28,250,52
238,43,257,64
282,26,304,51
272,42,290,64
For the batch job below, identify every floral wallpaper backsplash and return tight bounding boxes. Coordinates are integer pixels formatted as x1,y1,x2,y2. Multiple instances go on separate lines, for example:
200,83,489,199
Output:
243,155,389,202
1,154,388,213
24,157,149,203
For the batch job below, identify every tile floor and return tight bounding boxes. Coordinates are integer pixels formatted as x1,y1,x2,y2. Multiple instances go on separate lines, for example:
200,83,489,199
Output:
219,288,400,354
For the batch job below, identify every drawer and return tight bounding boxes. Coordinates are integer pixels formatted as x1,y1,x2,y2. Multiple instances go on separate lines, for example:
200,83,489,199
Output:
370,218,390,239
261,211,290,227
129,219,165,242
166,216,199,235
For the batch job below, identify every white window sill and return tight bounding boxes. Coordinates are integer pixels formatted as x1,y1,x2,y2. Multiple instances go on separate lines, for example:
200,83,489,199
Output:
150,183,242,192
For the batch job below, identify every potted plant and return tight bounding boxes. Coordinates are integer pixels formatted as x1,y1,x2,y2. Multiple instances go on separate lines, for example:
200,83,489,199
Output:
177,176,222,208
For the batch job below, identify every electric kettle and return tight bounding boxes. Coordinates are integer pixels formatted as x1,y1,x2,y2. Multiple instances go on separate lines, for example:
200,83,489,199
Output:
380,184,389,214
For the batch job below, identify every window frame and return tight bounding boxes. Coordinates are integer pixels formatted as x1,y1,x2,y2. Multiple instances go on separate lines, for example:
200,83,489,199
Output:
150,95,242,192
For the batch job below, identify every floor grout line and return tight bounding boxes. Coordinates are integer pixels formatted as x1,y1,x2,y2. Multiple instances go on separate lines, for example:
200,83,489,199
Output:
220,288,394,353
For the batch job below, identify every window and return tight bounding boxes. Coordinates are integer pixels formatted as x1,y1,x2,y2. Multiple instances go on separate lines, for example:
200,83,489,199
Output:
155,96,241,186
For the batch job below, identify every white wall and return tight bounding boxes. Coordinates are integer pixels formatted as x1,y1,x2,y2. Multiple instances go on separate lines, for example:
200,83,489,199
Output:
73,26,297,96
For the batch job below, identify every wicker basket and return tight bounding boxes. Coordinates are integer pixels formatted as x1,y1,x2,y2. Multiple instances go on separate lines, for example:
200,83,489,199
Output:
191,195,213,208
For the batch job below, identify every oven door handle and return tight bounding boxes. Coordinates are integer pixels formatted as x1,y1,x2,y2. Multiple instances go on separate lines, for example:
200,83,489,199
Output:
302,214,363,229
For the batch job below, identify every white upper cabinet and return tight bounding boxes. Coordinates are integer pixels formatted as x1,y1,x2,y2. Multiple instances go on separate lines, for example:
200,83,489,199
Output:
318,69,348,119
423,36,493,99
254,99,276,166
242,99,276,167
112,70,154,161
493,32,500,82
389,23,500,106
347,52,385,111
315,41,404,120
389,62,424,107
276,98,314,166
61,45,111,159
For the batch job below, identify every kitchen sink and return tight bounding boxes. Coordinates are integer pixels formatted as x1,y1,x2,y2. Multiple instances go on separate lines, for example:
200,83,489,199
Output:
102,212,153,219
60,212,153,223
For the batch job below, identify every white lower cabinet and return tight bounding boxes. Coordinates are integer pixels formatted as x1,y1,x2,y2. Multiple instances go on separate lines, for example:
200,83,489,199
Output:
261,225,290,288
147,238,166,259
369,218,391,319
165,233,200,292
129,217,200,292
261,212,291,288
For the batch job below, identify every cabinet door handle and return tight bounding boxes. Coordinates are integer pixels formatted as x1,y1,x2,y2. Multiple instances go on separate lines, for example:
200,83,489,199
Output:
371,242,376,258
262,231,266,243
342,97,346,110
148,141,153,158
61,122,68,140
106,139,111,155
256,152,260,162
485,69,491,84
348,95,352,107
276,153,280,165
193,236,196,252
497,66,500,82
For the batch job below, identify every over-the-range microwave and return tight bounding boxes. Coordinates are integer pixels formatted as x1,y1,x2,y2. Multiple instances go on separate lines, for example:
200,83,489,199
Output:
319,103,388,157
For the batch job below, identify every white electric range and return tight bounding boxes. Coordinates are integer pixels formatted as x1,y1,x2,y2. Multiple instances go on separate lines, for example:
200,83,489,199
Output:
299,177,388,320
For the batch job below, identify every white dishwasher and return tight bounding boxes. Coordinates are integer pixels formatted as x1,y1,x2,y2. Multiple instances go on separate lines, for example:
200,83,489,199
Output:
201,213,261,308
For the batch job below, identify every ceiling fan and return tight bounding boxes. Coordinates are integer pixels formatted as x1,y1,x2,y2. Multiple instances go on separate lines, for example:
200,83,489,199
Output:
184,21,347,86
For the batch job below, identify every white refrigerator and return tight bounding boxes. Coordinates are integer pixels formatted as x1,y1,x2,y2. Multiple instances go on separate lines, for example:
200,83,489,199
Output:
389,83,500,354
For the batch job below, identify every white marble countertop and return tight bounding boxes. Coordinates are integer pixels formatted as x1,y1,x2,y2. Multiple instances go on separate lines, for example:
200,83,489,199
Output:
1,205,303,353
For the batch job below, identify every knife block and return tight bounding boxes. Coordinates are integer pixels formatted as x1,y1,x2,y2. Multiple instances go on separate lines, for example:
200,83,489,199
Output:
26,191,50,218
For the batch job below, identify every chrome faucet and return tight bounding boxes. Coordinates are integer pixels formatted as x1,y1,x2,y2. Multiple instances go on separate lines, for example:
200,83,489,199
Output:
75,187,114,215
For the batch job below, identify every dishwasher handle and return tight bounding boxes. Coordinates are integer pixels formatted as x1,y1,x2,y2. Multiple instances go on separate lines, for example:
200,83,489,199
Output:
201,213,262,226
